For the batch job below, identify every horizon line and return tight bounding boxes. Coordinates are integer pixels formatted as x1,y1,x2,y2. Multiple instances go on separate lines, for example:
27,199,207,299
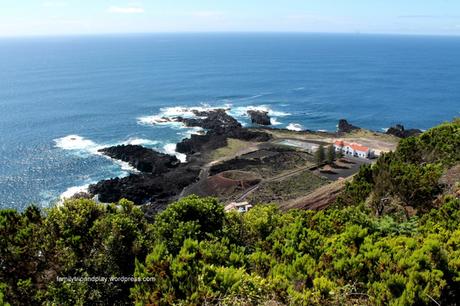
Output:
1,30,460,39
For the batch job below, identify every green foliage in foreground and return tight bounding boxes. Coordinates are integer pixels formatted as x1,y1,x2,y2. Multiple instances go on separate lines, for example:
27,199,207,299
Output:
0,199,151,305
1,119,459,305
1,195,460,305
337,119,460,214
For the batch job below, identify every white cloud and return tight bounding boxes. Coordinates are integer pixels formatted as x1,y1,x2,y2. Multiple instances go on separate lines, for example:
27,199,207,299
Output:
108,6,145,14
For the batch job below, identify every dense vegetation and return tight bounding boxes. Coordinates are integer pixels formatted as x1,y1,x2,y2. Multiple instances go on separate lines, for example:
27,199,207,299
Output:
1,119,459,305
337,118,460,216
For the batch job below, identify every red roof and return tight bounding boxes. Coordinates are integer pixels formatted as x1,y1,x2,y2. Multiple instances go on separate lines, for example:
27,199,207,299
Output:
334,140,369,152
350,143,369,152
334,140,344,146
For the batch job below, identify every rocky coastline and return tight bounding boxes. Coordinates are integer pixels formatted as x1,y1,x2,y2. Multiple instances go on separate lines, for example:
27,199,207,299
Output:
99,145,180,173
87,109,271,212
85,109,420,213
337,119,361,133
247,110,271,125
385,124,422,138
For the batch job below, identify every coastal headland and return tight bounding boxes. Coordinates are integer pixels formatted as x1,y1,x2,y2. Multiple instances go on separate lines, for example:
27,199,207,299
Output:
85,109,411,215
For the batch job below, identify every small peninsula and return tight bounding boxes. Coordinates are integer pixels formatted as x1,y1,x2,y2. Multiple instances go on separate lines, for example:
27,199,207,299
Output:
85,109,403,215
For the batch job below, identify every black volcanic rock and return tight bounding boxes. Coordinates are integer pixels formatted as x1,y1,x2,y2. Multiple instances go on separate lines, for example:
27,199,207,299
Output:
247,110,271,125
88,166,200,206
89,109,271,209
177,109,242,134
175,109,271,155
338,119,361,133
177,133,228,155
228,128,271,142
176,128,272,155
99,145,180,173
386,124,422,138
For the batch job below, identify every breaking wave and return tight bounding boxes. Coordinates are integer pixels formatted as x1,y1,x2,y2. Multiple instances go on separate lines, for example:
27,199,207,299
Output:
59,184,90,202
123,137,160,146
228,105,291,118
54,135,146,172
163,143,187,163
137,104,231,127
286,123,303,131
53,135,100,155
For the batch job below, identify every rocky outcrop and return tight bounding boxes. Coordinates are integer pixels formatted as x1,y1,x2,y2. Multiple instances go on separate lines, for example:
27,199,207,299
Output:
337,119,361,133
177,109,242,133
247,110,271,125
88,165,200,207
176,128,271,155
91,145,199,207
176,133,227,155
175,109,271,155
386,124,422,138
99,145,180,173
89,109,270,210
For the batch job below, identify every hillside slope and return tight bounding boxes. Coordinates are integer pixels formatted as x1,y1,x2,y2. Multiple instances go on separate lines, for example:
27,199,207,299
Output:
1,119,459,305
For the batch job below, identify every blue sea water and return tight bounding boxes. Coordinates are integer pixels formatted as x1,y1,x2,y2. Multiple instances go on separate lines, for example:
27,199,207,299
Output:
1,33,459,209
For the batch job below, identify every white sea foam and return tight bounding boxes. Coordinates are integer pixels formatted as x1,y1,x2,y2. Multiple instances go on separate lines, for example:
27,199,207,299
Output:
54,134,140,173
163,143,187,163
286,123,303,132
123,137,159,146
138,104,232,127
160,105,229,117
137,115,180,126
270,118,282,125
54,135,100,154
229,105,291,118
179,126,205,138
111,159,140,173
140,104,290,129
59,184,90,202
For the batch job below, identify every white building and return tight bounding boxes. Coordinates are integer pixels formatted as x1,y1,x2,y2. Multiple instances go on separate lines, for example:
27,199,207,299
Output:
334,140,374,159
225,201,253,213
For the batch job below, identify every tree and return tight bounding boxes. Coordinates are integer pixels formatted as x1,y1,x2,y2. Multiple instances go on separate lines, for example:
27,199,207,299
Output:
316,145,326,164
2,120,460,305
337,148,344,159
327,145,336,164
154,195,226,254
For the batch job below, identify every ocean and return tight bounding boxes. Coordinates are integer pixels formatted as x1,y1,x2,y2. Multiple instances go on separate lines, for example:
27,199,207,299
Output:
1,33,459,209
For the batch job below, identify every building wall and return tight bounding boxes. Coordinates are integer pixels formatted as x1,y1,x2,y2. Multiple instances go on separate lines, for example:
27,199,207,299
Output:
334,144,371,159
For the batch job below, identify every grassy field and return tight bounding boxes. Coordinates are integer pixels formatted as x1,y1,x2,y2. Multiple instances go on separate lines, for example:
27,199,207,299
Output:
247,170,329,204
343,129,400,143
210,148,316,179
253,128,327,140
210,138,257,161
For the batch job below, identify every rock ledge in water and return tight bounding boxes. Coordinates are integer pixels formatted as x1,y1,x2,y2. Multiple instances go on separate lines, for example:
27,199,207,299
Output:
386,124,422,138
247,110,271,125
99,145,180,174
337,119,361,133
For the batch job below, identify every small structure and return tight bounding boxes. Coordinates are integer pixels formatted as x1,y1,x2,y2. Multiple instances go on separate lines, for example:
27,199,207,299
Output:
277,139,320,154
334,140,374,159
225,201,253,213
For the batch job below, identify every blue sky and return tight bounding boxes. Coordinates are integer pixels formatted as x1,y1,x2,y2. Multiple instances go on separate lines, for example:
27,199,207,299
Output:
1,0,460,36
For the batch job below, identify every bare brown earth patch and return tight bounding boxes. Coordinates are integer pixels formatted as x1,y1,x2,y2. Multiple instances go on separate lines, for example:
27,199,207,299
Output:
182,170,261,201
280,177,352,211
